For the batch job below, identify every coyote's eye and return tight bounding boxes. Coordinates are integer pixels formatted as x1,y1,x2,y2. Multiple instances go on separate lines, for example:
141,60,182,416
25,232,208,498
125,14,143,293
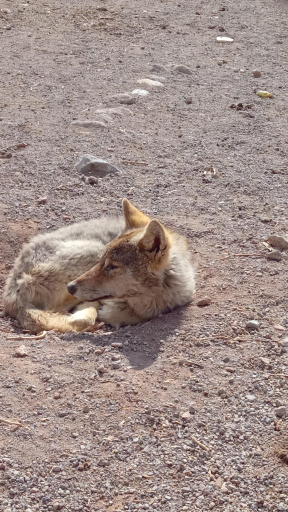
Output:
105,264,118,272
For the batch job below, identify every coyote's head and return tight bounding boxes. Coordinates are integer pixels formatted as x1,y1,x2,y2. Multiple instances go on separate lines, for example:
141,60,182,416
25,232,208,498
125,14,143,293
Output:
67,199,172,301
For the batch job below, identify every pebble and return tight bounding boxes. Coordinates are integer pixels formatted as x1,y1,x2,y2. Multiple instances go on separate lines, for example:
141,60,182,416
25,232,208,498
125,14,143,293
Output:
275,406,286,418
275,399,284,407
256,90,273,98
197,297,211,307
188,403,196,414
174,65,192,75
216,36,234,43
97,365,107,374
267,250,282,261
83,405,89,413
111,362,121,370
185,96,193,104
71,120,107,129
98,459,109,467
246,394,256,402
14,345,28,357
181,411,191,420
37,196,47,205
111,342,123,348
253,70,262,78
86,176,98,186
53,392,61,399
245,320,259,330
267,235,288,250
108,93,137,105
131,89,149,96
148,74,166,82
58,411,69,417
75,155,120,178
150,64,168,73
52,465,62,473
137,78,164,87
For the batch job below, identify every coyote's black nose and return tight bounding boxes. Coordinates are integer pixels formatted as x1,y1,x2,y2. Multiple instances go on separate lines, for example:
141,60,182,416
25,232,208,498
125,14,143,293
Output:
67,282,77,296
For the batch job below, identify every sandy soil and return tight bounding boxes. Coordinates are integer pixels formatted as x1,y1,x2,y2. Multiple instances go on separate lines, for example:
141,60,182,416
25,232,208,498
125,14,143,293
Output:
0,0,288,511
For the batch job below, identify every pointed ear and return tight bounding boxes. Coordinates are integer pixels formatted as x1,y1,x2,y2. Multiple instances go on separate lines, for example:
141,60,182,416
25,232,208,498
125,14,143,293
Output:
122,199,151,229
138,220,169,255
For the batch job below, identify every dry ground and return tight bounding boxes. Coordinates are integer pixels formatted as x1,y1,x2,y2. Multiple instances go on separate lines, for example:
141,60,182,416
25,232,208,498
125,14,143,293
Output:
0,0,288,511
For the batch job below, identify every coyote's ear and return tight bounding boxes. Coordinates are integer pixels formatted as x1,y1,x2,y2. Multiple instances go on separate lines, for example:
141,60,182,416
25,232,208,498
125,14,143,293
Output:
138,220,170,258
122,198,151,229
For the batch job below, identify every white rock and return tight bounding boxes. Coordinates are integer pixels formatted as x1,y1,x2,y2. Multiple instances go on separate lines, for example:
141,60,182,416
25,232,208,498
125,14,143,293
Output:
246,394,256,402
137,78,164,87
14,345,29,357
216,36,234,43
245,320,259,330
275,406,286,418
131,89,149,96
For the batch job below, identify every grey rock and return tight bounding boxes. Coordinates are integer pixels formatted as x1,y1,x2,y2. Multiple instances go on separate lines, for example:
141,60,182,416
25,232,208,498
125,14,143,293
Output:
52,465,62,473
107,93,137,105
275,399,284,407
148,74,166,82
83,405,89,413
150,64,169,74
58,411,69,417
267,235,288,250
245,320,259,330
174,65,192,75
197,297,211,307
267,250,283,261
75,155,120,178
245,394,256,402
275,406,286,418
223,356,230,363
98,459,109,467
111,342,123,348
71,120,107,129
111,362,121,370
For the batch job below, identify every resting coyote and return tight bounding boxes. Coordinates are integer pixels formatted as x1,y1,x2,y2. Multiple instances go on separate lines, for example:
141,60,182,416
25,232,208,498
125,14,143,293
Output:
3,200,195,333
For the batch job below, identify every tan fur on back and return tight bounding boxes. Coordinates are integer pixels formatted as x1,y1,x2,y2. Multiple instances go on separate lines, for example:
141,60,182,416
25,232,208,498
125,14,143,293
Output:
3,200,195,333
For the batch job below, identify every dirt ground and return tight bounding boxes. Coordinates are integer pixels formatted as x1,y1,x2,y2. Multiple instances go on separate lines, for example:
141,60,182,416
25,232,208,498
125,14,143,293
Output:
0,0,288,511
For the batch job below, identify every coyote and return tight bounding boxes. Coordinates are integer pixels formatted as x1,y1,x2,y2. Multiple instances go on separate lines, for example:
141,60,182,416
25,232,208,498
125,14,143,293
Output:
3,200,195,333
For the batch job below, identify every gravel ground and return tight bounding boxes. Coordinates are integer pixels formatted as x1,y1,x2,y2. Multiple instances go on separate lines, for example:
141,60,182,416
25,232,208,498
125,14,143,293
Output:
0,0,288,511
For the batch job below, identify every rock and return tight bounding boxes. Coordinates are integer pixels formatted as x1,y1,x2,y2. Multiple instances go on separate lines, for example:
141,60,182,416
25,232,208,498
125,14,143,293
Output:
14,345,28,357
98,459,109,467
53,392,61,399
197,297,211,307
273,324,285,331
185,96,193,104
58,411,69,418
282,337,288,347
107,93,137,105
111,342,123,348
188,403,196,414
131,89,149,96
71,120,107,129
181,411,191,421
83,405,89,413
148,74,166,82
97,365,107,374
223,356,230,363
218,389,228,398
150,64,169,73
267,235,288,250
253,70,262,78
246,394,256,402
37,196,47,205
275,399,284,407
75,155,120,178
111,362,121,370
52,466,62,473
245,320,259,330
267,250,282,261
216,36,234,43
137,78,164,87
259,357,270,366
86,176,98,186
275,406,286,418
174,65,192,75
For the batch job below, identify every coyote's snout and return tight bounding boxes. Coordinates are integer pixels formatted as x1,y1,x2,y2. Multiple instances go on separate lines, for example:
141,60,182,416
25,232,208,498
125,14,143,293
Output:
4,199,195,332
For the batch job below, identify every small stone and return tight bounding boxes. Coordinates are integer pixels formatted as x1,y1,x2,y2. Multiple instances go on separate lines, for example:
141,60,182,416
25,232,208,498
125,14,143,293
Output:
71,432,78,438
273,324,285,331
223,356,230,363
181,411,191,420
83,405,89,413
216,36,234,43
282,337,288,347
275,399,284,407
188,403,196,414
174,65,192,75
218,389,228,398
185,96,193,104
245,320,259,330
111,342,123,348
197,297,211,307
98,459,109,467
246,394,256,402
267,235,288,250
108,93,137,105
14,345,28,357
53,392,61,399
267,250,282,261
58,411,69,417
87,176,98,186
131,89,149,96
275,406,286,418
37,196,47,205
71,120,107,129
137,78,164,87
52,465,62,473
259,357,270,366
150,64,168,73
75,155,120,178
111,362,121,370
225,367,235,373
253,70,262,78
148,74,166,82
97,366,107,374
